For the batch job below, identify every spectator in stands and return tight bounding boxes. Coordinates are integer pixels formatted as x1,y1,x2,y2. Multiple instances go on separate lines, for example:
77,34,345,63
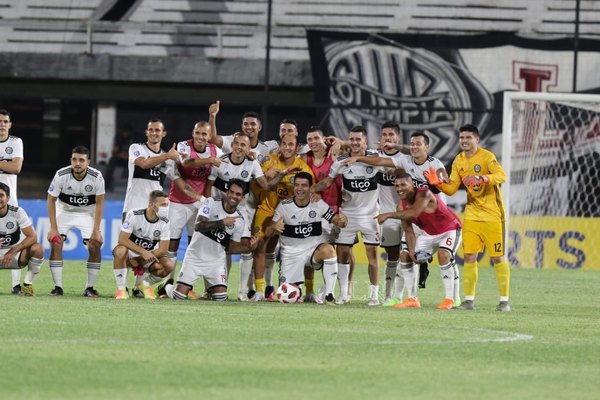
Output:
105,125,134,191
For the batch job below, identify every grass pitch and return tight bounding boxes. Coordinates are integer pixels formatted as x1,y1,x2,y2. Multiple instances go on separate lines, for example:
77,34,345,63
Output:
1,263,599,400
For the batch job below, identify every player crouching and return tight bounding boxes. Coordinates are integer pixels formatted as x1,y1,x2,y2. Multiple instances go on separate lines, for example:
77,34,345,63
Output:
0,183,44,295
164,180,258,301
266,172,348,304
113,190,173,300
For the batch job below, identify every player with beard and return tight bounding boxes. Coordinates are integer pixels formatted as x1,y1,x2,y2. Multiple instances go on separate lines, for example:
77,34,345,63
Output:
47,146,105,297
164,180,258,301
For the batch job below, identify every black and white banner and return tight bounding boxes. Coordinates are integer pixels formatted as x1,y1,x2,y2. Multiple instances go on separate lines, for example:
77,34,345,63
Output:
307,31,600,164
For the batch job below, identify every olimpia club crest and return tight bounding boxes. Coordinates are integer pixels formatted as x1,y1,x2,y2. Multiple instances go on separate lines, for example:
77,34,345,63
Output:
323,40,493,161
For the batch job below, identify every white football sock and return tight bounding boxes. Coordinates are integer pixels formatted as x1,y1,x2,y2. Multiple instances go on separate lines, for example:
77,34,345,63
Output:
167,251,178,279
49,260,63,287
11,269,21,287
337,263,350,299
322,257,338,296
439,262,457,300
239,253,253,293
113,268,127,290
85,262,101,288
24,257,44,285
384,260,399,298
400,262,417,298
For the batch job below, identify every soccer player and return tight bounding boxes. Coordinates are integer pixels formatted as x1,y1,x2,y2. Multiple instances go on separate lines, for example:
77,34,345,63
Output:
0,182,44,295
431,124,510,312
165,120,222,286
47,146,105,297
113,190,173,300
251,133,313,301
209,103,278,162
165,180,258,301
300,126,346,301
266,172,348,304
205,133,284,300
0,110,25,294
122,119,180,216
122,118,179,296
376,173,462,309
311,126,382,305
342,131,457,303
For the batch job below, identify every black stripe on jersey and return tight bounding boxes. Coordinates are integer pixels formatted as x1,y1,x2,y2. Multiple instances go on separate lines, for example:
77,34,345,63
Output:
201,228,232,249
159,217,169,224
129,233,158,250
281,198,294,205
86,168,99,178
343,175,378,193
377,172,396,186
7,205,18,212
133,209,145,215
58,193,96,207
336,153,351,161
58,167,73,176
365,149,379,157
282,221,322,238
133,165,164,183
0,230,21,248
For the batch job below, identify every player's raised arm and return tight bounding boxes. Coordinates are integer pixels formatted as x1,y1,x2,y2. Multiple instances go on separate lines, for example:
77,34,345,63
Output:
208,100,223,148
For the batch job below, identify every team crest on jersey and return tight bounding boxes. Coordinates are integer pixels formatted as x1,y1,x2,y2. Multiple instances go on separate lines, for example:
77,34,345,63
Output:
153,230,161,237
366,166,373,174
134,150,140,157
309,210,317,218
122,221,130,229
49,184,54,192
241,170,249,178
202,207,210,214
5,147,12,155
474,164,481,173
6,222,14,229
85,185,93,192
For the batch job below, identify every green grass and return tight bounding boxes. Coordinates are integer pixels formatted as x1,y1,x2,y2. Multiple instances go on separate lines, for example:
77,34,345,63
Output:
1,263,599,400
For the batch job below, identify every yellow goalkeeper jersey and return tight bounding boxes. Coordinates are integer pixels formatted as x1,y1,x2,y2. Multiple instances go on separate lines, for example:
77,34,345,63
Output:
441,147,506,222
256,155,314,215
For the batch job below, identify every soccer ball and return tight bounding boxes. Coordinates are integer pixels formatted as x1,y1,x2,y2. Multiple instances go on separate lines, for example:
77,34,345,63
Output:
276,283,301,304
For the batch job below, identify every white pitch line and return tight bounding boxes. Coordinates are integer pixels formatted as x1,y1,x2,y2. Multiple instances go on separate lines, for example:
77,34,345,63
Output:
5,327,532,346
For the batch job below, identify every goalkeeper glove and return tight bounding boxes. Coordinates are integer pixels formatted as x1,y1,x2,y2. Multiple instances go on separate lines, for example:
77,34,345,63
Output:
462,175,489,188
423,166,442,186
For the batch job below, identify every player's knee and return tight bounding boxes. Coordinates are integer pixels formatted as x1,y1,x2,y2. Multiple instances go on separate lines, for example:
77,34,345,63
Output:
463,253,477,263
491,256,505,265
112,245,128,260
31,243,44,259
319,244,336,259
87,239,101,252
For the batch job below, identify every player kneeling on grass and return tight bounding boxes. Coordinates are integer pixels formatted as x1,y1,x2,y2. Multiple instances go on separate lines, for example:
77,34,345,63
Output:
265,172,348,304
0,183,44,295
113,190,173,300
164,179,258,301
376,173,462,310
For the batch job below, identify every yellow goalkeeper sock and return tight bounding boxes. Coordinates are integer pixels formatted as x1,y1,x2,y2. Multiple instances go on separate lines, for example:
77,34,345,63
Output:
255,278,266,294
305,278,314,294
463,261,478,299
494,259,510,298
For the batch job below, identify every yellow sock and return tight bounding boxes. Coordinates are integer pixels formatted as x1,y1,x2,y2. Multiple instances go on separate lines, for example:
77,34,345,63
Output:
255,278,265,294
305,279,314,294
463,261,478,298
494,259,510,298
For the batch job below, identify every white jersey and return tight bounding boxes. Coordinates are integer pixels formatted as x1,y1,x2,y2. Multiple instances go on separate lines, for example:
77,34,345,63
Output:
208,153,264,207
123,143,172,213
184,197,250,263
48,166,105,216
0,136,23,206
378,150,401,213
121,209,170,252
274,198,335,256
329,150,382,217
391,153,447,202
0,205,31,249
221,135,278,163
